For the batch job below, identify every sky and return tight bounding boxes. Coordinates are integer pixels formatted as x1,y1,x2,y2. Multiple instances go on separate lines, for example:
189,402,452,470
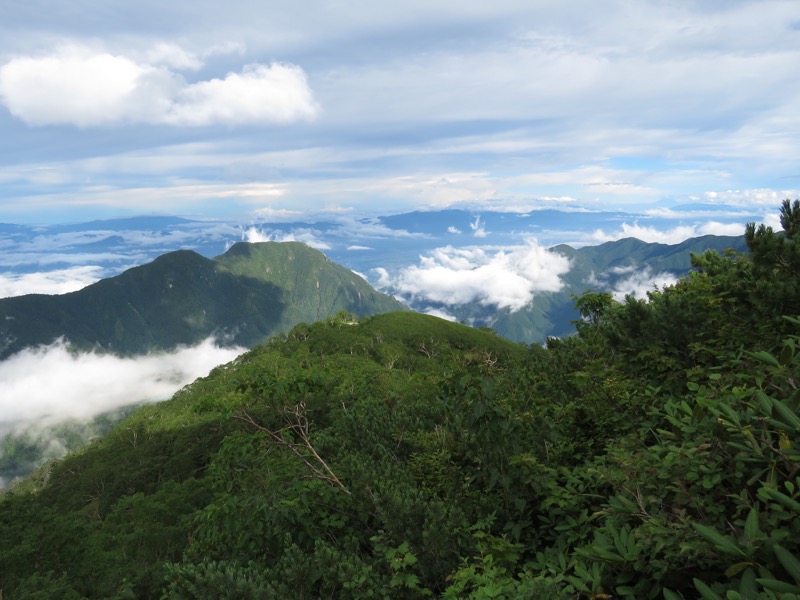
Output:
0,0,799,225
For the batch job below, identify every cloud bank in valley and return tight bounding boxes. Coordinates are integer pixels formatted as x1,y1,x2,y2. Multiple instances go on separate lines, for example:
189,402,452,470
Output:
590,220,746,245
0,338,243,425
0,45,319,127
0,265,104,298
609,267,679,302
376,239,571,311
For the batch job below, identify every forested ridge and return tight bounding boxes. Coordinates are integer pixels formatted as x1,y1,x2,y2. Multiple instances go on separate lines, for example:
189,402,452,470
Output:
1,202,800,598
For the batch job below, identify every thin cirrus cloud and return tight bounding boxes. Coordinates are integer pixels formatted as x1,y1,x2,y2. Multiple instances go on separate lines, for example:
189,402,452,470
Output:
0,45,319,127
376,239,571,311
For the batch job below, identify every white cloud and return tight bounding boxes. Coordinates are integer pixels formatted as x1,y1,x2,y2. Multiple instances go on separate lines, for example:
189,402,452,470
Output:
242,226,331,250
242,226,272,243
701,189,800,208
164,63,319,126
470,215,488,238
0,338,243,424
591,220,745,245
143,42,204,71
0,46,168,126
0,45,319,127
0,266,103,298
611,268,679,302
423,307,457,322
380,239,571,311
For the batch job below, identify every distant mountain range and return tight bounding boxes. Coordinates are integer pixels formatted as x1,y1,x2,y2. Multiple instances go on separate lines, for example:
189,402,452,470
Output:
405,234,747,342
0,234,747,357
0,242,406,359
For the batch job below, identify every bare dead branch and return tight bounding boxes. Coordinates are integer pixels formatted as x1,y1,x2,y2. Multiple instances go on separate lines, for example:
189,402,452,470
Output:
233,404,350,494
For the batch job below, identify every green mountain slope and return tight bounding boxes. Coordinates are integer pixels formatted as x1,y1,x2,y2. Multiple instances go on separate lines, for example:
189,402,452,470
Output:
0,242,406,359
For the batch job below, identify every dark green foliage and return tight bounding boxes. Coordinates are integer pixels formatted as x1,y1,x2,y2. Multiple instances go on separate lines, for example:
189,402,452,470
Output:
1,205,798,599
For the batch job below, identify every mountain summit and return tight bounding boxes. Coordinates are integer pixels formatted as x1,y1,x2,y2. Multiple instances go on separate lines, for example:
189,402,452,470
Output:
0,241,406,359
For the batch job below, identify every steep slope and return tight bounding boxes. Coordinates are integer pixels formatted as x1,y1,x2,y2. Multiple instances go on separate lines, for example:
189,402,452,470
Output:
214,241,404,330
0,242,406,359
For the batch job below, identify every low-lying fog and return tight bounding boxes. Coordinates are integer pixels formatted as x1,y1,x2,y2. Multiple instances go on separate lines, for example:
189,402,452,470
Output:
0,338,244,488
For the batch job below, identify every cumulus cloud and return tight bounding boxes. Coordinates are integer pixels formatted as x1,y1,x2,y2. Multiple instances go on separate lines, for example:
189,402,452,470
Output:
164,63,319,126
0,266,103,298
611,268,679,302
378,239,571,311
242,226,331,250
0,45,319,127
0,338,243,425
470,215,488,238
591,221,744,245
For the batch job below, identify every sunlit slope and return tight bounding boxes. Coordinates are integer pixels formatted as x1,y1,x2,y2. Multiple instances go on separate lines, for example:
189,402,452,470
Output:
0,242,406,358
214,241,406,329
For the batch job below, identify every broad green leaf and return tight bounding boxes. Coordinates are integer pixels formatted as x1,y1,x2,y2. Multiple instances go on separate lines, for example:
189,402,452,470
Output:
759,486,800,513
772,398,800,431
743,507,760,542
780,342,795,366
739,567,758,600
693,523,746,557
750,351,780,367
694,579,724,600
774,544,800,584
756,390,774,414
756,578,800,593
725,562,753,578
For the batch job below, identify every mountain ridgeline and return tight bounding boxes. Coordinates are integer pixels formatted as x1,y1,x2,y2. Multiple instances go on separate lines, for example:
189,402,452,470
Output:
0,241,406,359
1,201,800,598
0,234,747,358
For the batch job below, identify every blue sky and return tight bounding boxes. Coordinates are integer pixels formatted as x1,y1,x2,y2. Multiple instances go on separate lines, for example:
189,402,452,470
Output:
0,0,798,225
